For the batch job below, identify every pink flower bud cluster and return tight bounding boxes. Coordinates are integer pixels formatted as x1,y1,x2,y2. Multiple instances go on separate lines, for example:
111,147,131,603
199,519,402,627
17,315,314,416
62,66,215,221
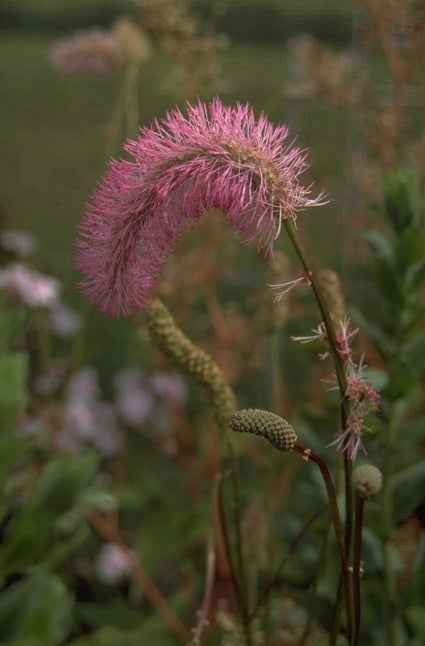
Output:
293,317,379,459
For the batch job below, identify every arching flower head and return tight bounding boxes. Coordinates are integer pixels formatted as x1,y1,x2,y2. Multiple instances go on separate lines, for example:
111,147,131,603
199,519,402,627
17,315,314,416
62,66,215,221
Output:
76,98,325,316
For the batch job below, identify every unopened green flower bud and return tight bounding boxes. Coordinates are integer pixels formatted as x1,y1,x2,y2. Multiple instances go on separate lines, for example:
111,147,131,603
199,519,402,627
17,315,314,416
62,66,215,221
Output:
146,299,236,426
229,409,298,451
353,464,383,499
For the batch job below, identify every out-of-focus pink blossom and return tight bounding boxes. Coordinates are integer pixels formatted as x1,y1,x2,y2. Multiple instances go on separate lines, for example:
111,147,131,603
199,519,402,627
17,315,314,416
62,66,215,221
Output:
58,368,123,456
76,98,325,316
32,362,65,397
67,366,100,402
1,230,37,257
49,303,82,338
95,543,133,584
92,403,123,456
150,370,187,408
0,263,60,308
50,28,124,74
113,366,153,427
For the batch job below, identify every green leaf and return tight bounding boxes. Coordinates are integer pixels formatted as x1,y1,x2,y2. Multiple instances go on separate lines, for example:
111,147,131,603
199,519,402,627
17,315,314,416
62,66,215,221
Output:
385,360,418,400
68,624,176,646
77,601,141,631
0,572,74,645
361,229,394,264
396,227,425,273
399,414,425,445
76,488,116,513
405,332,425,377
405,606,425,640
390,461,425,522
384,167,422,233
0,351,28,431
0,298,28,351
0,452,99,578
0,433,33,523
349,307,397,359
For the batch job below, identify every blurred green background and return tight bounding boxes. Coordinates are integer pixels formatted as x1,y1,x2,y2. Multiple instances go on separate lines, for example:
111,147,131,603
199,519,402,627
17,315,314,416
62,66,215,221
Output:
0,0,354,372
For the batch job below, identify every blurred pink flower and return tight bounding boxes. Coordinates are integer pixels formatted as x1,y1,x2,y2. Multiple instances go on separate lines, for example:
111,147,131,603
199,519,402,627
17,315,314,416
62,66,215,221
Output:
76,98,325,316
67,366,100,401
0,263,60,308
150,370,187,408
50,28,123,74
1,229,37,257
113,366,153,427
49,303,82,338
95,543,132,584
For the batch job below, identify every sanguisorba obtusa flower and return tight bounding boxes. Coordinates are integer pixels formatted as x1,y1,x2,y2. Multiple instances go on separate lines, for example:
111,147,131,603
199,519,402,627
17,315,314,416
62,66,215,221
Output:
76,98,325,317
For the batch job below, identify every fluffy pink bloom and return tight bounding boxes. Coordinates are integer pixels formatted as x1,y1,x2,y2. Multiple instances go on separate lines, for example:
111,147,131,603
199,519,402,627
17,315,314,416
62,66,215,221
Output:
76,98,325,316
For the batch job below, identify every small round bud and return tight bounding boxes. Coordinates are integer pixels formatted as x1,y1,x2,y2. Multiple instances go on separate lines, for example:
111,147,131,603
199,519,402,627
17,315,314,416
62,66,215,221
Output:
229,409,298,451
353,464,383,499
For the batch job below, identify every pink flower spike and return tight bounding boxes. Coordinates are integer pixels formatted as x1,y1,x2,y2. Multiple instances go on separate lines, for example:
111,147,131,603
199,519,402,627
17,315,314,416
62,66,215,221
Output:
76,98,326,317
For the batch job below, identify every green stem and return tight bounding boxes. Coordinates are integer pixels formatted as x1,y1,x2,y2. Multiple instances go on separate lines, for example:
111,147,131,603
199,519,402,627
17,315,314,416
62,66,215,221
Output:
353,495,365,646
294,443,354,643
329,577,344,646
283,220,356,640
250,503,329,621
282,220,347,397
381,402,403,646
298,518,332,646
225,431,254,646
217,476,245,613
